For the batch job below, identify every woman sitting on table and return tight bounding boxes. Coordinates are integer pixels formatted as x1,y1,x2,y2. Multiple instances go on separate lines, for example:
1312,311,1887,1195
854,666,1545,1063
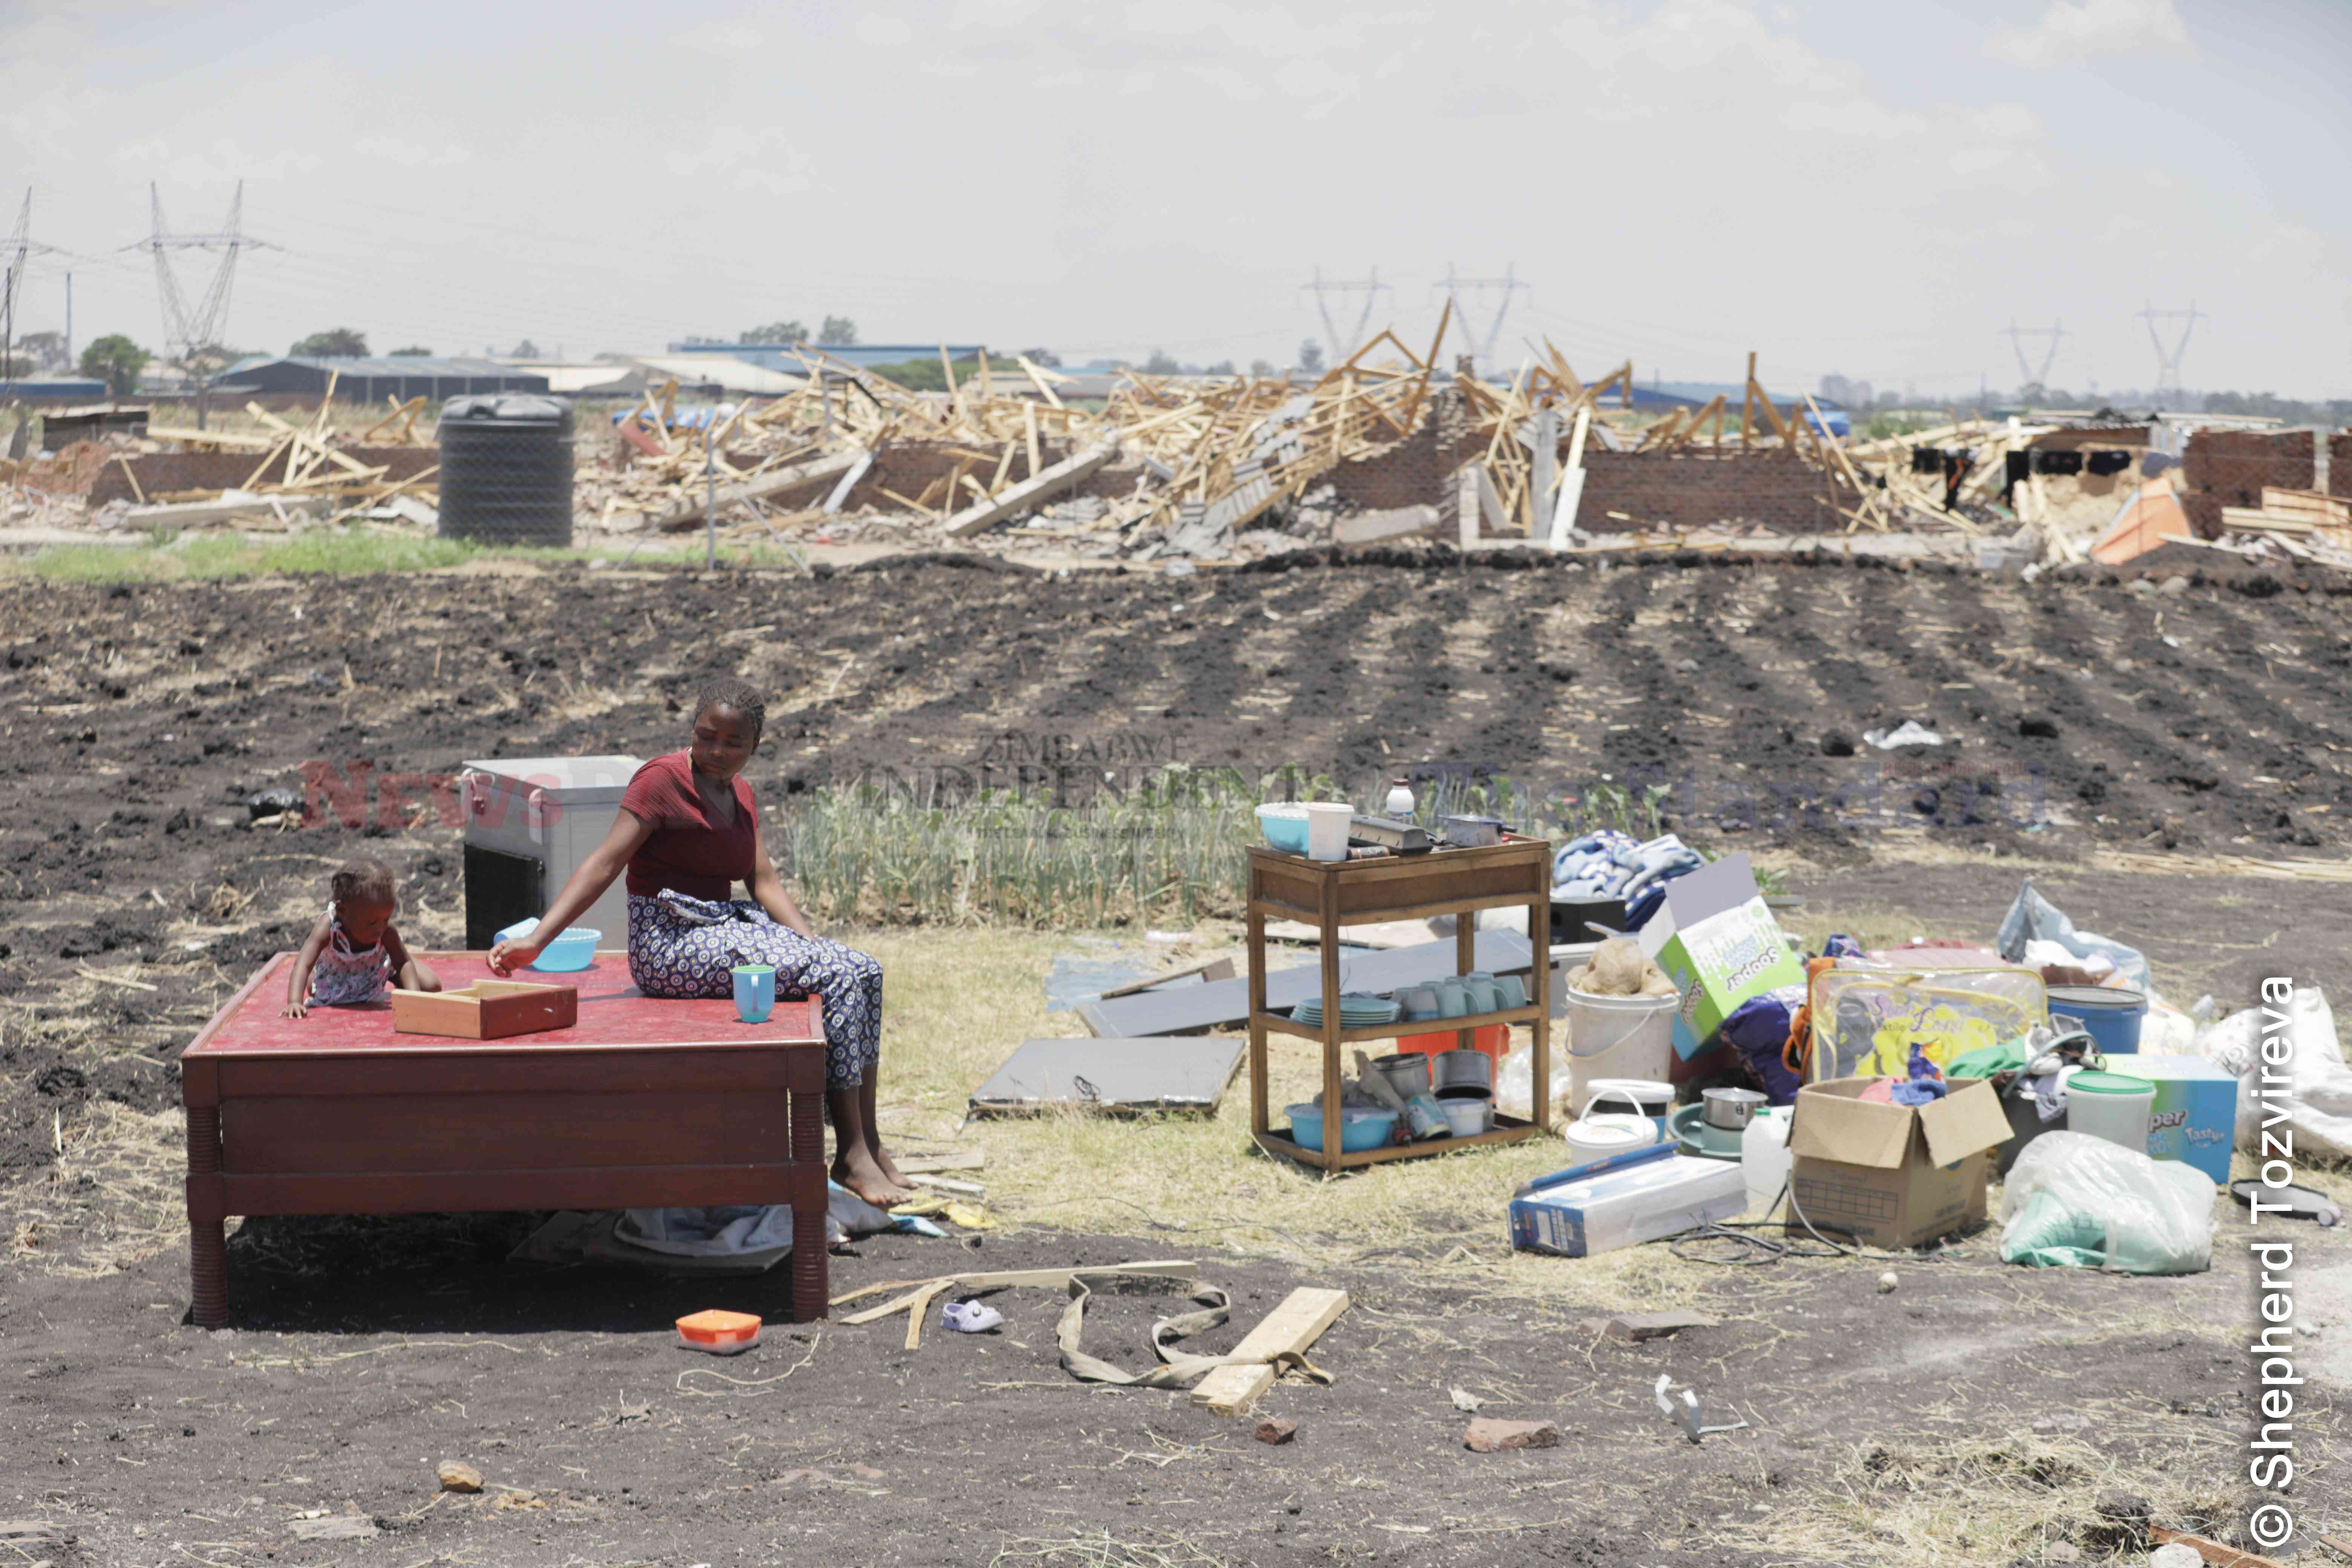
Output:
487,677,910,1206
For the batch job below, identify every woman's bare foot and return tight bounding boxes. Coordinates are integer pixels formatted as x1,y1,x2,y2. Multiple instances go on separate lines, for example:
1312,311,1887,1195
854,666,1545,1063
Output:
866,1132,912,1190
833,1147,911,1208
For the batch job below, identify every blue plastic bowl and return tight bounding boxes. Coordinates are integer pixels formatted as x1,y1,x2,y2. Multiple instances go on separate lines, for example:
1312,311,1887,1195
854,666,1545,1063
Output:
1257,804,1311,854
1285,1102,1399,1153
527,926,601,972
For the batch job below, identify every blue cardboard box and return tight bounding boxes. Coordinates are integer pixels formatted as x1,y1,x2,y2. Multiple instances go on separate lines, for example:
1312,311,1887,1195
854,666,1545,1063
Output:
2120,1054,2237,1185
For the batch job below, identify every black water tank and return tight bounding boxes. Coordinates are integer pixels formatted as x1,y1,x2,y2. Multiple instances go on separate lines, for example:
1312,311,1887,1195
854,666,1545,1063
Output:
437,394,574,546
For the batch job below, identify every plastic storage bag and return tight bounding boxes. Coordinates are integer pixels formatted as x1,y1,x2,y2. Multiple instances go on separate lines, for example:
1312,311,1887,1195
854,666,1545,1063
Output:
1807,965,2047,1081
1999,1130,2215,1274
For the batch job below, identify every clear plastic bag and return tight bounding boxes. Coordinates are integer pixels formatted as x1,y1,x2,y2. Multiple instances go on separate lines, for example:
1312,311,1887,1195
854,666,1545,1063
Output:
1496,1042,1574,1120
1999,1130,2216,1274
1808,965,2047,1081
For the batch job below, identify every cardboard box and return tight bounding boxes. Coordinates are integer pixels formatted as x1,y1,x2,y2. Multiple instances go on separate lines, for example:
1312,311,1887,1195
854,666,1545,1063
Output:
1638,853,1806,1060
1788,1076,2012,1249
1508,1148,1747,1258
2119,1054,2238,1185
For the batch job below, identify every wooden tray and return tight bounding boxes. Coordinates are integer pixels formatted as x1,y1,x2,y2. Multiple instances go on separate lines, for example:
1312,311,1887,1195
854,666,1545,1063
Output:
390,980,578,1040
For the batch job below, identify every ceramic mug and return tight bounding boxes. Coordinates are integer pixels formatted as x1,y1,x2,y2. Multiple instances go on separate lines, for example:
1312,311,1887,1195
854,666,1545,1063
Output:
1434,981,1471,1018
1494,975,1528,1009
1399,987,1439,1020
732,964,776,1024
1460,977,1501,1014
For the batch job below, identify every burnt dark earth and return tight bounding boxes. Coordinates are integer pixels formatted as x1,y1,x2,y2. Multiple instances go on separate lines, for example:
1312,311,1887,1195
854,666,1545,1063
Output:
0,553,2346,1565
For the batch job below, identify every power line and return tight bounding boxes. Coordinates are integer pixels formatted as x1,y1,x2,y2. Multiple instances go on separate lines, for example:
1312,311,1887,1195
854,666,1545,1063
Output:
126,181,277,425
4,190,69,398
1300,265,1388,364
2137,301,2204,406
1437,263,1531,378
2001,319,2067,389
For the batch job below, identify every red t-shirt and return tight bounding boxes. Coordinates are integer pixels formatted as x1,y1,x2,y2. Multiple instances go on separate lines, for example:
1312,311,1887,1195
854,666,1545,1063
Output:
620,752,758,901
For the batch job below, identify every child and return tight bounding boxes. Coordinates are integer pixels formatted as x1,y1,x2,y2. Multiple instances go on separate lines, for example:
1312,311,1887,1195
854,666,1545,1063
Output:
283,857,440,1018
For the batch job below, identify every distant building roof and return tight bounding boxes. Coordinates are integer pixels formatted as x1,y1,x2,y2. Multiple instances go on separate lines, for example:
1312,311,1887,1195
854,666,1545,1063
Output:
671,341,985,373
8,378,109,400
225,354,524,379
634,355,806,395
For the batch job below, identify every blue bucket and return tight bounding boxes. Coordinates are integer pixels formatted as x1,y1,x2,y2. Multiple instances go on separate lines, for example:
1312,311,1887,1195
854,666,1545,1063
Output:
2047,985,2145,1055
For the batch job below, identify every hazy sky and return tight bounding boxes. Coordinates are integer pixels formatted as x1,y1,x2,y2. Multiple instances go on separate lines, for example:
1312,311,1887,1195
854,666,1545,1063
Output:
5,0,2347,398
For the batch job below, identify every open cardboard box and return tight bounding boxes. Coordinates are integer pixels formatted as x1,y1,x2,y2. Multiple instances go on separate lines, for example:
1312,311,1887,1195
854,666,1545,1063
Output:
1637,852,1806,1062
390,980,579,1041
1788,1076,2012,1249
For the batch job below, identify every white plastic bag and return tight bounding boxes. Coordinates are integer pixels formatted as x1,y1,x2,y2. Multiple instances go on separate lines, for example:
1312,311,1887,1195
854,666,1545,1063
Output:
2199,986,2352,1159
1999,1131,2215,1274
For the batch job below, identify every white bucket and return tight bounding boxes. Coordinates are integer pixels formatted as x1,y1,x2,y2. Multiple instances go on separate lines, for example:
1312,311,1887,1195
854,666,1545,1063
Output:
2063,1069,2156,1154
1562,1085,1662,1165
1579,1077,1674,1129
1565,988,1677,1116
1302,802,1352,862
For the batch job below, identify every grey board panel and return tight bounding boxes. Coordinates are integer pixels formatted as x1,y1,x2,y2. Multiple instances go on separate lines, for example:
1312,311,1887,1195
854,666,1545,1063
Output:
969,1037,1246,1115
1075,933,1535,1038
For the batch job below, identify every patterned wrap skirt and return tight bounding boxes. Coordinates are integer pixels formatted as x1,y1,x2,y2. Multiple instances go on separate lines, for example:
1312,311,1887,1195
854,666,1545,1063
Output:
626,890,882,1089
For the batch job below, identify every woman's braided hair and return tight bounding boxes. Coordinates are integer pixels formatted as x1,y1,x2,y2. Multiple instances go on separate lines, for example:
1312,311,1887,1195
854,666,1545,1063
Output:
694,676,766,743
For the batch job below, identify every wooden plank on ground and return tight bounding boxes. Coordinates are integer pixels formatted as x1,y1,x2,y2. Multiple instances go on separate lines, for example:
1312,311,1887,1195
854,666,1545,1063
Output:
1190,1287,1350,1415
943,441,1117,536
649,449,862,530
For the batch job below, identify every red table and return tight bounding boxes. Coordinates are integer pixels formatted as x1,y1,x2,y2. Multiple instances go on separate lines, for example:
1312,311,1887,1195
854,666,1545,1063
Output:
179,952,829,1328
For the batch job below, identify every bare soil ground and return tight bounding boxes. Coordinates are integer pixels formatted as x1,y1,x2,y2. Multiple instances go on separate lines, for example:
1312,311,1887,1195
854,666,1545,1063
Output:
1,554,2347,1565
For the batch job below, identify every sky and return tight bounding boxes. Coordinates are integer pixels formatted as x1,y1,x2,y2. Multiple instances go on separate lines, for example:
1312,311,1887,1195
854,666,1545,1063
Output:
3,0,2348,400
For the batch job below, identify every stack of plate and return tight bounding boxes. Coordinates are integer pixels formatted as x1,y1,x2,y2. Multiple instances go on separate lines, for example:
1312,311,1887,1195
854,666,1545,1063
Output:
1291,992,1403,1028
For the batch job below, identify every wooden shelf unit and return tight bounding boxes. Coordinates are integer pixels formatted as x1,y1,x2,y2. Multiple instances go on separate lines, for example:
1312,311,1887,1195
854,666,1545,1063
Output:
1245,836,1552,1174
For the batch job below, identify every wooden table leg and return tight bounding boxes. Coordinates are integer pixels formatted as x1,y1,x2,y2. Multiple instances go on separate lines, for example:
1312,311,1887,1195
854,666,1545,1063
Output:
787,1075,827,1322
1246,900,1269,1136
184,1102,227,1328
1530,893,1553,1132
1318,876,1344,1176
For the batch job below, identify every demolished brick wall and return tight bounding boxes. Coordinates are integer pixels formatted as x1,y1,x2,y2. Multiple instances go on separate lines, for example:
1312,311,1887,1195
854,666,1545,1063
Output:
1578,449,1838,533
1320,423,1839,533
1326,426,1452,512
2332,433,2352,501
2182,429,2316,508
88,448,442,507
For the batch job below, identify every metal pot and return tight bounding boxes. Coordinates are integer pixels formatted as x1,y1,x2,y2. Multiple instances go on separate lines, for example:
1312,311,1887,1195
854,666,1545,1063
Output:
1372,1052,1432,1100
1701,1087,1767,1131
1433,1048,1494,1093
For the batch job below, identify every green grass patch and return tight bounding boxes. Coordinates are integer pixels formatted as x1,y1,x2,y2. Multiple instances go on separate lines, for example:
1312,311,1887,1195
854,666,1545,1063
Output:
6,530,809,583
773,767,1686,929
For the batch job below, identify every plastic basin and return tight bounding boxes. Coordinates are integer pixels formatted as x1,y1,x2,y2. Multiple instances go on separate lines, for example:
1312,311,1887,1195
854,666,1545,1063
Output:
528,926,602,972
1285,1103,1398,1153
1256,804,1311,854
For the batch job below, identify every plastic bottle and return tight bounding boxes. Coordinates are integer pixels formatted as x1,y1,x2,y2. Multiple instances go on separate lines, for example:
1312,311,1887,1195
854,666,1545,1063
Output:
1741,1106,1792,1217
1385,777,1415,819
